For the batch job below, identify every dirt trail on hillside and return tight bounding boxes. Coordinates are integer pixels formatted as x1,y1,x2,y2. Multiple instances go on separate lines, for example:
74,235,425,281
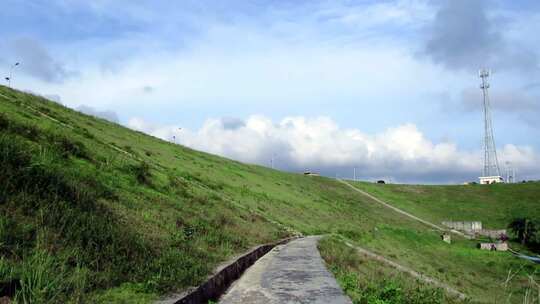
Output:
342,240,467,300
338,179,467,237
338,179,468,299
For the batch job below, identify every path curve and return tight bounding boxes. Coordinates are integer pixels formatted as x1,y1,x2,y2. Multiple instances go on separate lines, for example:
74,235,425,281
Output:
219,236,352,304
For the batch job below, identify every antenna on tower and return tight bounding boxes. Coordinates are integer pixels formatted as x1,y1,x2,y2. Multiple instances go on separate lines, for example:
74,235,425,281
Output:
478,68,503,184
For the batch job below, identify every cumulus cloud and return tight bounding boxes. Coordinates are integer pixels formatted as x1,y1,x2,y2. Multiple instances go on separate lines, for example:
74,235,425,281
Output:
127,115,540,183
77,105,119,123
7,38,75,83
423,0,538,72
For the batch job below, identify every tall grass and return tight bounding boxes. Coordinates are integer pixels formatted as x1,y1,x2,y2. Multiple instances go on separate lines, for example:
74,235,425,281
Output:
502,267,540,304
0,122,156,302
318,236,458,304
14,250,67,303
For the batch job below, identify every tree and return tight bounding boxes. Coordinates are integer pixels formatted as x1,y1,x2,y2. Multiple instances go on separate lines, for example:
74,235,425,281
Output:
508,218,538,245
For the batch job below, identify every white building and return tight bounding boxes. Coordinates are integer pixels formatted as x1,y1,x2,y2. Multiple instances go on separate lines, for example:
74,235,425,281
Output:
479,176,504,185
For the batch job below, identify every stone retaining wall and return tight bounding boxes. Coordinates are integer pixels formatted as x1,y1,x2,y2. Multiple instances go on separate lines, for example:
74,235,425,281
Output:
442,221,482,232
475,229,507,239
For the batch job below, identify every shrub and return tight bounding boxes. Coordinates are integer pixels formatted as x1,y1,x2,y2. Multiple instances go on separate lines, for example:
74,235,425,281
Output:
131,162,152,185
0,114,8,130
508,218,538,245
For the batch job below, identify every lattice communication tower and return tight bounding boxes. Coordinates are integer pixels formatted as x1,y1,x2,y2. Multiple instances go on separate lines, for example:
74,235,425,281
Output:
479,69,501,177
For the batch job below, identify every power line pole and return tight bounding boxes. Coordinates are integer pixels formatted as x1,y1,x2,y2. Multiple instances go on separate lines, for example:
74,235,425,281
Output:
353,168,356,181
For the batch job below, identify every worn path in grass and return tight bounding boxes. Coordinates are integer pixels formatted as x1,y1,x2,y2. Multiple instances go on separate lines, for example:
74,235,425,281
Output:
219,236,352,304
338,179,469,238
341,240,467,300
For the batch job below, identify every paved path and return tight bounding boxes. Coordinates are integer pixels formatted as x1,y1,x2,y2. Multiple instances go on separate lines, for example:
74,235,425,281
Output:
219,236,352,304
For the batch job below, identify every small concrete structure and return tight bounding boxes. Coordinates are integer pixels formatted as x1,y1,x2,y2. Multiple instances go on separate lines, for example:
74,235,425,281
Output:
303,171,320,177
479,242,508,251
441,234,451,244
442,221,482,232
479,176,504,185
443,221,507,240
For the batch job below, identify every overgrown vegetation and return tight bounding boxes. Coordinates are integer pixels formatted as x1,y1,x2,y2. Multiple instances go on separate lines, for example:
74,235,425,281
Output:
0,91,283,302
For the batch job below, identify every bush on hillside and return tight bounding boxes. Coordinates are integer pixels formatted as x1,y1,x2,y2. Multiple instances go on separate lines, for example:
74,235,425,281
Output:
47,132,89,159
131,161,152,185
508,218,539,245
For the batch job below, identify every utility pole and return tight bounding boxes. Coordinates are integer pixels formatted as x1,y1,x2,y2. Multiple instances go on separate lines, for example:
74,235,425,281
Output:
6,62,20,88
353,168,356,181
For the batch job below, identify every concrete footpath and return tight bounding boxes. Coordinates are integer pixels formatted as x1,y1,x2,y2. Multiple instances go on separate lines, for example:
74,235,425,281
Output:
219,236,352,304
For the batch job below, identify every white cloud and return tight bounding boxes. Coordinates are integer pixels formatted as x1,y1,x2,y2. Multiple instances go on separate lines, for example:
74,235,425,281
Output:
127,115,540,183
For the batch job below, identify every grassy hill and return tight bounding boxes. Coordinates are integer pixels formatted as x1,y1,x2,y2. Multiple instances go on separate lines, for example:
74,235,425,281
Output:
0,85,538,303
350,181,540,229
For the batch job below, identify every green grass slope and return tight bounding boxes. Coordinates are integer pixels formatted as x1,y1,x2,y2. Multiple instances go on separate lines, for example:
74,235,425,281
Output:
351,181,540,230
0,85,538,303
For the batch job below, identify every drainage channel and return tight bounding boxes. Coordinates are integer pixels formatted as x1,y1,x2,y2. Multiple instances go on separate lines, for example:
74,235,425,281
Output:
157,237,297,304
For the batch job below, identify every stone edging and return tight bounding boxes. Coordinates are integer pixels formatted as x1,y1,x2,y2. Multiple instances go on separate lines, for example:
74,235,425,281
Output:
159,237,297,304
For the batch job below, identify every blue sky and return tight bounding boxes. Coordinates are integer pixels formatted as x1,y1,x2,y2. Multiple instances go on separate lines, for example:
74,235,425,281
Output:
1,0,539,183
